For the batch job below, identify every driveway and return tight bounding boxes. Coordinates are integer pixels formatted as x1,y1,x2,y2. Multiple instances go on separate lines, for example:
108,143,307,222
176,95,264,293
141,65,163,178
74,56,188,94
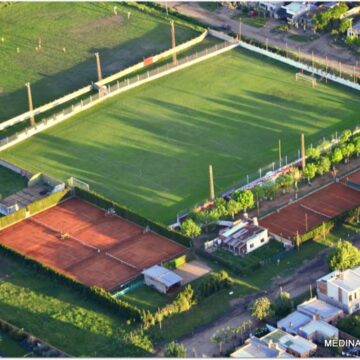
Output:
166,2,358,76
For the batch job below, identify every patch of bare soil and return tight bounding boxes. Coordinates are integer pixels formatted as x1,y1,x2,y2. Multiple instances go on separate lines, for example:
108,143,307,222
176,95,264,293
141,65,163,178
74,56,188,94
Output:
73,15,124,36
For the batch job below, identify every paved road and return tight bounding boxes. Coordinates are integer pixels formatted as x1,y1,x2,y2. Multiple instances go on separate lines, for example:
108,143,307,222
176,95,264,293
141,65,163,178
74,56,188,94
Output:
166,2,359,76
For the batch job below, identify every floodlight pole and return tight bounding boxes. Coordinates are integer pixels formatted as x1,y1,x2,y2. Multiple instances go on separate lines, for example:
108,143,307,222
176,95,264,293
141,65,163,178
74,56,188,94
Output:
170,20,177,64
279,139,282,168
26,82,35,127
209,165,215,200
95,52,103,82
301,133,306,170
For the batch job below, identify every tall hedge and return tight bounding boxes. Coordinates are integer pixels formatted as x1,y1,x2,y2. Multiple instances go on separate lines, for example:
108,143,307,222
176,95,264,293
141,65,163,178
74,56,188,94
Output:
0,242,141,321
74,187,192,248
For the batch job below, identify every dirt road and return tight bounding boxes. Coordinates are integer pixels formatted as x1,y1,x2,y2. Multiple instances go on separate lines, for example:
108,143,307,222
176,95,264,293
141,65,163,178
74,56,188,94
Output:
167,2,359,76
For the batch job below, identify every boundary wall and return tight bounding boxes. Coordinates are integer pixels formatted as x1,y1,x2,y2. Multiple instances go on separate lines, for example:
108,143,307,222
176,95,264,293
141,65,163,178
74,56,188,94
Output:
0,31,208,132
0,41,237,152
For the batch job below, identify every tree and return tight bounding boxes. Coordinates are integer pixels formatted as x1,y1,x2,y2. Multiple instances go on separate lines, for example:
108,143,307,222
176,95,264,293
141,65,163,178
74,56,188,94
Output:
164,341,187,357
329,240,360,271
213,198,228,218
341,143,355,163
276,174,294,194
195,210,219,232
306,146,321,161
232,190,254,213
252,185,265,203
354,137,360,157
331,147,343,167
339,18,352,34
340,129,352,144
227,199,241,219
181,219,201,238
317,156,331,176
289,167,302,191
251,297,273,321
262,180,277,200
274,291,293,317
303,163,317,183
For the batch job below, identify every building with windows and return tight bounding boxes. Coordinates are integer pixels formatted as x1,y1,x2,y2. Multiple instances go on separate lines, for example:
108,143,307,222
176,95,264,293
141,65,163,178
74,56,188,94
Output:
317,266,360,314
216,218,269,255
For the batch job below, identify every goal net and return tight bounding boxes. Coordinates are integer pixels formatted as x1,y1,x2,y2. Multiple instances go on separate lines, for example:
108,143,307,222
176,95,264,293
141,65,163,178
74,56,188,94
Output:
295,72,317,88
67,177,90,191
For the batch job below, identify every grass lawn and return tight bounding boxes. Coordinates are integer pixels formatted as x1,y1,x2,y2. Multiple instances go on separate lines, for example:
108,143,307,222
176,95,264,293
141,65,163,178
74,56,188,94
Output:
0,330,28,357
0,254,149,357
0,2,198,121
122,286,172,312
0,166,27,198
2,47,360,224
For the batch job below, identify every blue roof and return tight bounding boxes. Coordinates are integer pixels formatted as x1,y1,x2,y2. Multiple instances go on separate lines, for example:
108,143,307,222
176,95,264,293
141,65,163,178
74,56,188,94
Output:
142,265,182,287
277,311,312,334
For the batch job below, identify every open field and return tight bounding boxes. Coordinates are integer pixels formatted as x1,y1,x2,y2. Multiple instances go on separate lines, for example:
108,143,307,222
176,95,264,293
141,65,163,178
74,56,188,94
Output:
0,254,149,357
0,197,185,290
0,2,198,121
2,47,360,223
260,173,360,239
0,166,27,199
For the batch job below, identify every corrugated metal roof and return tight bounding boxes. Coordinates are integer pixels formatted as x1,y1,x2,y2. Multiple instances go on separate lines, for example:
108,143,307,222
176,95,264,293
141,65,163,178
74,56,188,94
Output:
142,265,182,287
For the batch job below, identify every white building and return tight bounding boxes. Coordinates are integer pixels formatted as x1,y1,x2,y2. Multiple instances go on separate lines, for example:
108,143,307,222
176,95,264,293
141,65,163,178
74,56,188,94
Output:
258,2,285,17
280,2,313,25
317,266,360,314
142,265,182,294
217,218,269,255
298,319,339,343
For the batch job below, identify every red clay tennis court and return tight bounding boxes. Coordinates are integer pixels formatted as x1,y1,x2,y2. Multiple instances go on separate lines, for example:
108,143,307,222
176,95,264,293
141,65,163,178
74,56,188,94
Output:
260,171,360,240
0,198,186,291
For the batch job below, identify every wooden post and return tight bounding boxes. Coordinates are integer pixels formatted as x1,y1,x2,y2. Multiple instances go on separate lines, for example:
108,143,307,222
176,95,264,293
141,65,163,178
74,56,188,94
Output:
266,38,268,52
305,213,308,231
325,56,328,83
301,133,306,170
95,52,102,81
311,51,314,76
170,20,177,64
339,61,342,78
26,82,35,127
209,165,215,200
285,42,288,58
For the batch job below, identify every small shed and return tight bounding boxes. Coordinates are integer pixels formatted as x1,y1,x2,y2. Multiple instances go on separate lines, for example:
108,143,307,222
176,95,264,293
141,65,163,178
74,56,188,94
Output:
142,265,182,294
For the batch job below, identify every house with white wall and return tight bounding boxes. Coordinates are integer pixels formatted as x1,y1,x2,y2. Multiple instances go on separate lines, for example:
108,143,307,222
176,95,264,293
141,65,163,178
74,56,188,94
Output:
317,266,360,314
216,218,269,255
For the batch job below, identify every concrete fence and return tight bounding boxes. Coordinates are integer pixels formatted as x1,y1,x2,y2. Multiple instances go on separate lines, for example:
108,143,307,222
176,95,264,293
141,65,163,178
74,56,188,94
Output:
0,31,208,132
208,29,360,91
0,41,237,153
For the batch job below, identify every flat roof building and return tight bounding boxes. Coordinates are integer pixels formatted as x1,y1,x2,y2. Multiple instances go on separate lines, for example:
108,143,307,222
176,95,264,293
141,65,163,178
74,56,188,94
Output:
277,311,312,335
298,320,339,343
317,266,360,314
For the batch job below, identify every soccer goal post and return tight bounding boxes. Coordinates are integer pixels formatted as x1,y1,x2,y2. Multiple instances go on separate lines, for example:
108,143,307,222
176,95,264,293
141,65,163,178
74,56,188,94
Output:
295,72,317,88
67,177,90,191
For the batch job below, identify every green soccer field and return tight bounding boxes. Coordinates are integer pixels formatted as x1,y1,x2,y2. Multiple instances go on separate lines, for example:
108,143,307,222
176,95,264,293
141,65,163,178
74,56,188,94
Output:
2,46,360,223
0,2,198,121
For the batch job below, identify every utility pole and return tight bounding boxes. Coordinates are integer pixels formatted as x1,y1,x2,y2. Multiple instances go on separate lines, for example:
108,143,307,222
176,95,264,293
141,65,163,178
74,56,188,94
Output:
209,165,215,200
95,52,102,82
170,20,177,64
305,213,308,231
26,82,35,127
279,139,282,168
301,133,306,170
239,18,242,41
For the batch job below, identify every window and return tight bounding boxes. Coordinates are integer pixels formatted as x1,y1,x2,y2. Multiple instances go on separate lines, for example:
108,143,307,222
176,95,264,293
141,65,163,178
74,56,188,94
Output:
349,294,353,302
250,244,254,249
261,238,265,243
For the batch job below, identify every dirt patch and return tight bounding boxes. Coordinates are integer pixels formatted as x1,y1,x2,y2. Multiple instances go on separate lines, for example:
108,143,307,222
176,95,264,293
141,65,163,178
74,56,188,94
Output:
73,15,124,36
174,260,211,284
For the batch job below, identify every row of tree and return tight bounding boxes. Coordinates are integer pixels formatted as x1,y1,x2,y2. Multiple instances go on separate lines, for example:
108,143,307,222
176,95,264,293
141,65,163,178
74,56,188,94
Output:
181,129,360,238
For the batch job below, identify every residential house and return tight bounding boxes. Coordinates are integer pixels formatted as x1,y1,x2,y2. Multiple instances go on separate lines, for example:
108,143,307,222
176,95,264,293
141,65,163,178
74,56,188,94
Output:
317,266,360,314
216,217,269,255
277,310,312,335
298,319,339,343
279,2,313,25
258,2,285,18
297,297,344,324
